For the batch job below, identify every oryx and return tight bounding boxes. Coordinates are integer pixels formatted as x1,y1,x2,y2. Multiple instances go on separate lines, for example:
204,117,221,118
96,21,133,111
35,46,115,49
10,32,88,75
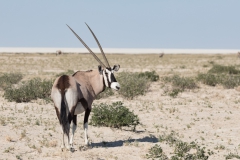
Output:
56,50,62,56
159,52,164,58
51,23,120,151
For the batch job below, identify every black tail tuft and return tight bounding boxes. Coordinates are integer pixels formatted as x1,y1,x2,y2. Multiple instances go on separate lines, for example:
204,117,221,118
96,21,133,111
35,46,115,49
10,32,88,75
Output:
60,95,70,136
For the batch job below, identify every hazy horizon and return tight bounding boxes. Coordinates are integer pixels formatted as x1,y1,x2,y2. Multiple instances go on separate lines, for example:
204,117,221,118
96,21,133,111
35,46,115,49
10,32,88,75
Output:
0,47,239,54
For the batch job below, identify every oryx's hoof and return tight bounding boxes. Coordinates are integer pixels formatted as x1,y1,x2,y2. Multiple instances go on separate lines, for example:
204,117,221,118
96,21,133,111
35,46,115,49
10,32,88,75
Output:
69,144,75,152
85,141,89,146
66,145,71,151
61,145,65,152
70,147,75,152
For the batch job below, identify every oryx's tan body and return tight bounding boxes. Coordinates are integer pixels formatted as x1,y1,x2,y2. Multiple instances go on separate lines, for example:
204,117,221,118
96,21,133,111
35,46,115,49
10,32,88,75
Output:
51,69,105,117
51,23,120,151
56,50,62,56
51,69,107,150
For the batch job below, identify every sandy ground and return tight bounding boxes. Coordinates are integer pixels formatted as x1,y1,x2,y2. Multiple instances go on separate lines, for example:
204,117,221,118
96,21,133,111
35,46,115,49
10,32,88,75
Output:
0,53,240,160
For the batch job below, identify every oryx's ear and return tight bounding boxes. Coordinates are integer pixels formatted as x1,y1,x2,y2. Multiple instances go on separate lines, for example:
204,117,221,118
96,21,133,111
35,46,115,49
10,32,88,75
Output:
98,65,103,74
112,64,120,72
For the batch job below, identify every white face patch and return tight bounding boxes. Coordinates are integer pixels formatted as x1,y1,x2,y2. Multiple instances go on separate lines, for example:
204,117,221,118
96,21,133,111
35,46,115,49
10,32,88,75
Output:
111,82,120,91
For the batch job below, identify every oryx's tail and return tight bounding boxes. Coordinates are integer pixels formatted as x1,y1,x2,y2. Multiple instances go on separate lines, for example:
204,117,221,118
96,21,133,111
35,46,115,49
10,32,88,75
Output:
57,75,70,136
60,94,69,136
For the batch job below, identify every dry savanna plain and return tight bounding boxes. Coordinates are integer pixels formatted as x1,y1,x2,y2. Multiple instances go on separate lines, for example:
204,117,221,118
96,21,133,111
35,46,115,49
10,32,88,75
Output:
1,53,240,160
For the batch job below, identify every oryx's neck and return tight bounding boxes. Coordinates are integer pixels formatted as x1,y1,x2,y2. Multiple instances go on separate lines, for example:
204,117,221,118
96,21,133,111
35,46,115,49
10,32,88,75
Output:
73,70,105,98
88,70,105,96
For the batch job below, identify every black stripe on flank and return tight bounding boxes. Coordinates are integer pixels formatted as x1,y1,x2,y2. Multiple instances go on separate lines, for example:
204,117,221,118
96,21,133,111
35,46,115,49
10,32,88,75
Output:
79,98,88,110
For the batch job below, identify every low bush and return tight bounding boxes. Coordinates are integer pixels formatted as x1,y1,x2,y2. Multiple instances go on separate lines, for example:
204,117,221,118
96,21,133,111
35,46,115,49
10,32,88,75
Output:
146,144,168,159
146,131,213,159
225,152,240,159
91,101,140,131
197,73,240,89
4,78,53,103
163,75,198,97
0,73,23,90
117,71,151,99
208,64,240,74
197,73,219,86
138,71,159,82
221,75,240,89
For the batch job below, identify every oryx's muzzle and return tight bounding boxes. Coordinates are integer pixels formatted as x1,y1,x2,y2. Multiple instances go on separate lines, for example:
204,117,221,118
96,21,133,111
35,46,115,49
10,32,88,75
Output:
111,82,120,91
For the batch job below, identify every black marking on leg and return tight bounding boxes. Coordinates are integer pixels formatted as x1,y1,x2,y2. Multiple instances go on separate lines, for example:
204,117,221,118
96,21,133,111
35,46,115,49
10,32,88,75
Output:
68,102,78,124
84,108,91,124
73,115,77,125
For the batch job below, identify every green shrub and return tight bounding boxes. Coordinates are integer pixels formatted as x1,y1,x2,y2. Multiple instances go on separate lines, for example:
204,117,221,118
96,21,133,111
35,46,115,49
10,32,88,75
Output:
197,73,219,86
225,152,240,159
197,73,240,89
0,73,23,90
91,101,140,131
95,87,114,99
169,88,182,98
138,71,159,82
117,71,150,99
208,64,240,74
147,132,213,159
4,78,53,103
164,75,197,90
163,75,198,97
146,144,168,159
221,75,240,89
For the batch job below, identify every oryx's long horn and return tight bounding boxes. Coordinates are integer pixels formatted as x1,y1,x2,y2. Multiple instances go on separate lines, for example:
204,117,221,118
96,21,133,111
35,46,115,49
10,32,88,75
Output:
66,24,106,67
85,23,111,68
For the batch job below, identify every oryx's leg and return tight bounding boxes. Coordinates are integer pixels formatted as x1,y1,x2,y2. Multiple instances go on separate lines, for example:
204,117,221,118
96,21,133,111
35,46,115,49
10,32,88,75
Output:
62,118,70,151
83,108,91,145
60,124,70,151
69,115,77,149
66,130,70,150
61,127,65,150
54,106,66,150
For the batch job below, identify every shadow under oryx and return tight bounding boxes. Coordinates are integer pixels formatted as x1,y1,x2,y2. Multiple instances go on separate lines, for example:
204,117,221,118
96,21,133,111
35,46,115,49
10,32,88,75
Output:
91,135,158,148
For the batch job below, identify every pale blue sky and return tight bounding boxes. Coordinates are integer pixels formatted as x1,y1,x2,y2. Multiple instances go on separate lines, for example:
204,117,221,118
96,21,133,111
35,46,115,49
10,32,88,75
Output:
0,1,239,49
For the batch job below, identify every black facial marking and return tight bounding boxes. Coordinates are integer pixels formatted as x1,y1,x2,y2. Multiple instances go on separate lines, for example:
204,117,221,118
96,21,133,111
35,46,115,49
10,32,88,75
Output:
110,73,117,82
105,71,111,87
104,69,118,88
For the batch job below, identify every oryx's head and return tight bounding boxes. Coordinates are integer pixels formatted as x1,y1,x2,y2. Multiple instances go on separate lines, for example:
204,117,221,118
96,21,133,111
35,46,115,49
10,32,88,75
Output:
98,64,120,90
67,23,120,91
